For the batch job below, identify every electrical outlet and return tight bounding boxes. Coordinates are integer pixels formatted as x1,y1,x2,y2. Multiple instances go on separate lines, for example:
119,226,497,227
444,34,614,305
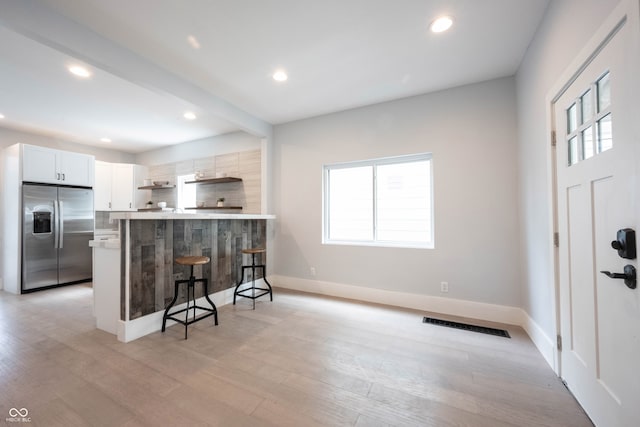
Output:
310,267,316,277
440,281,449,293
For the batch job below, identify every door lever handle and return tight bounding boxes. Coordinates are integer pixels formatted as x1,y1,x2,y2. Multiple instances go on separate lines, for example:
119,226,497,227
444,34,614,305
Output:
600,271,626,279
600,265,636,289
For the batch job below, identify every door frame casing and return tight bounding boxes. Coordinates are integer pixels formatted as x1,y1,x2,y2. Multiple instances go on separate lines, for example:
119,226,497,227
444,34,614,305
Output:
544,0,639,376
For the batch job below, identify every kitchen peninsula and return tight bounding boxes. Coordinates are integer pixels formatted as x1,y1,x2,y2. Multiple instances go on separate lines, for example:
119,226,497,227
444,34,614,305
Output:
92,211,275,342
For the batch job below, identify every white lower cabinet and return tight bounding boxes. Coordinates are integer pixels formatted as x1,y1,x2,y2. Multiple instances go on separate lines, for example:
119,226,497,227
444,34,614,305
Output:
90,240,121,335
94,161,148,211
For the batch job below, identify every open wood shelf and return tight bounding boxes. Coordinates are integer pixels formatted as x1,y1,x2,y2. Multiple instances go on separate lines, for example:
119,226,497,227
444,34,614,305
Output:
184,177,242,185
137,185,175,190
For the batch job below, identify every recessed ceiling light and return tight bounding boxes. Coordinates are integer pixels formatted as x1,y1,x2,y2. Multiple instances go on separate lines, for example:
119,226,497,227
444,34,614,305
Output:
183,111,197,120
100,137,112,143
68,65,92,78
0,113,5,119
430,16,453,33
187,35,201,49
273,70,288,82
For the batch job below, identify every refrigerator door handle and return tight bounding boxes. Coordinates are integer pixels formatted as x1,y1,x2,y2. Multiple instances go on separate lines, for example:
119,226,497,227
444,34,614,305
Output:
53,199,59,249
58,200,64,249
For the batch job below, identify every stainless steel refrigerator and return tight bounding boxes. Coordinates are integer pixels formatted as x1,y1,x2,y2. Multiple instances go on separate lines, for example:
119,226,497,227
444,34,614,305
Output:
22,183,94,292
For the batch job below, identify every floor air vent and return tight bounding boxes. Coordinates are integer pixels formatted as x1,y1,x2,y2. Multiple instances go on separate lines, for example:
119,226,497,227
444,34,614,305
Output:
422,317,510,338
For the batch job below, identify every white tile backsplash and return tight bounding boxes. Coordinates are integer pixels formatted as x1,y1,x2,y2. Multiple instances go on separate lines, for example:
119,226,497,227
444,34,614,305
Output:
146,150,261,213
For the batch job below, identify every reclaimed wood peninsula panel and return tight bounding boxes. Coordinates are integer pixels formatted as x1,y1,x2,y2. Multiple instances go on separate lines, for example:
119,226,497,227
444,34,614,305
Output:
126,218,266,320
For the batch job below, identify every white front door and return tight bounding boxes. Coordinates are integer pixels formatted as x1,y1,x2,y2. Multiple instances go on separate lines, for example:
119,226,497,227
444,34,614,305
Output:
554,7,640,427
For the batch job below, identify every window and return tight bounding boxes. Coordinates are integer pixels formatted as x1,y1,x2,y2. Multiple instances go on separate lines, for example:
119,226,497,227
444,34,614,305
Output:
177,174,196,210
566,71,612,166
323,153,433,248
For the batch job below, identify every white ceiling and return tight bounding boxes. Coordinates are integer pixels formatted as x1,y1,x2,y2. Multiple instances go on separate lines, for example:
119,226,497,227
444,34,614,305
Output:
0,0,549,153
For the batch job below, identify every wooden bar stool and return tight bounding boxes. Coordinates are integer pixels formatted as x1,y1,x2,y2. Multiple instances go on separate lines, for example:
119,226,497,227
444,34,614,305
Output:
162,256,218,339
233,248,273,309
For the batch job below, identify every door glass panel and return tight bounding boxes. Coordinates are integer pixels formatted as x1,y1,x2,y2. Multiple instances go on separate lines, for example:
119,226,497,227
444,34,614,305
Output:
597,113,613,153
567,103,577,133
568,136,579,166
564,71,613,166
582,126,594,159
597,72,611,112
580,89,593,123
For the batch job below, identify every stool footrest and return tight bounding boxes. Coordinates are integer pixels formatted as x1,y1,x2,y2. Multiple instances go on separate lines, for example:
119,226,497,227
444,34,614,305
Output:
165,310,216,327
235,288,271,300
165,305,217,317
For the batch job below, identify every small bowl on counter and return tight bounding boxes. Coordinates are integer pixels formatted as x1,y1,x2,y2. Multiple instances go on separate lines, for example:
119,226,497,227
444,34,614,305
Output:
157,202,167,208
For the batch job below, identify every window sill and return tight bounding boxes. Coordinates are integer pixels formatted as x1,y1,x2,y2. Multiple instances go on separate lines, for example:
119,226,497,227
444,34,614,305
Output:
322,240,434,249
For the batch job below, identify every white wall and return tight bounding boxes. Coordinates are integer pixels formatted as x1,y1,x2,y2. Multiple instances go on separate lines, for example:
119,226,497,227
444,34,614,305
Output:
272,77,521,307
134,131,261,166
515,0,621,339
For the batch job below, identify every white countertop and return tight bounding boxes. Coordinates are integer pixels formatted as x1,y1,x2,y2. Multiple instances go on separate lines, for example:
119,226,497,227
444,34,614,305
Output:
110,212,276,220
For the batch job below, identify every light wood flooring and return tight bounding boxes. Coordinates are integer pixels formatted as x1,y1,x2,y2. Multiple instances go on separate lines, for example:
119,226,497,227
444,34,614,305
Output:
0,284,592,426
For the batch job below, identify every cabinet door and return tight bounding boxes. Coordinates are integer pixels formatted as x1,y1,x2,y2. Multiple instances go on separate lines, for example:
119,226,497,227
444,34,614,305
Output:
94,161,113,211
22,145,58,184
111,164,135,211
58,151,95,187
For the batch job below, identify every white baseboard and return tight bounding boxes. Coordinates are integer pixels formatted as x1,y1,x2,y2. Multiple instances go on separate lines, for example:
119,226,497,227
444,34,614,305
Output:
272,275,557,370
521,311,557,372
272,275,523,325
117,285,241,343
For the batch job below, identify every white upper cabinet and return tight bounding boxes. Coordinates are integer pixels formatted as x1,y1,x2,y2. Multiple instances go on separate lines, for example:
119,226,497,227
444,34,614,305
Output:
111,163,135,210
22,144,94,187
94,161,148,211
94,161,113,210
21,145,57,183
58,150,95,186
